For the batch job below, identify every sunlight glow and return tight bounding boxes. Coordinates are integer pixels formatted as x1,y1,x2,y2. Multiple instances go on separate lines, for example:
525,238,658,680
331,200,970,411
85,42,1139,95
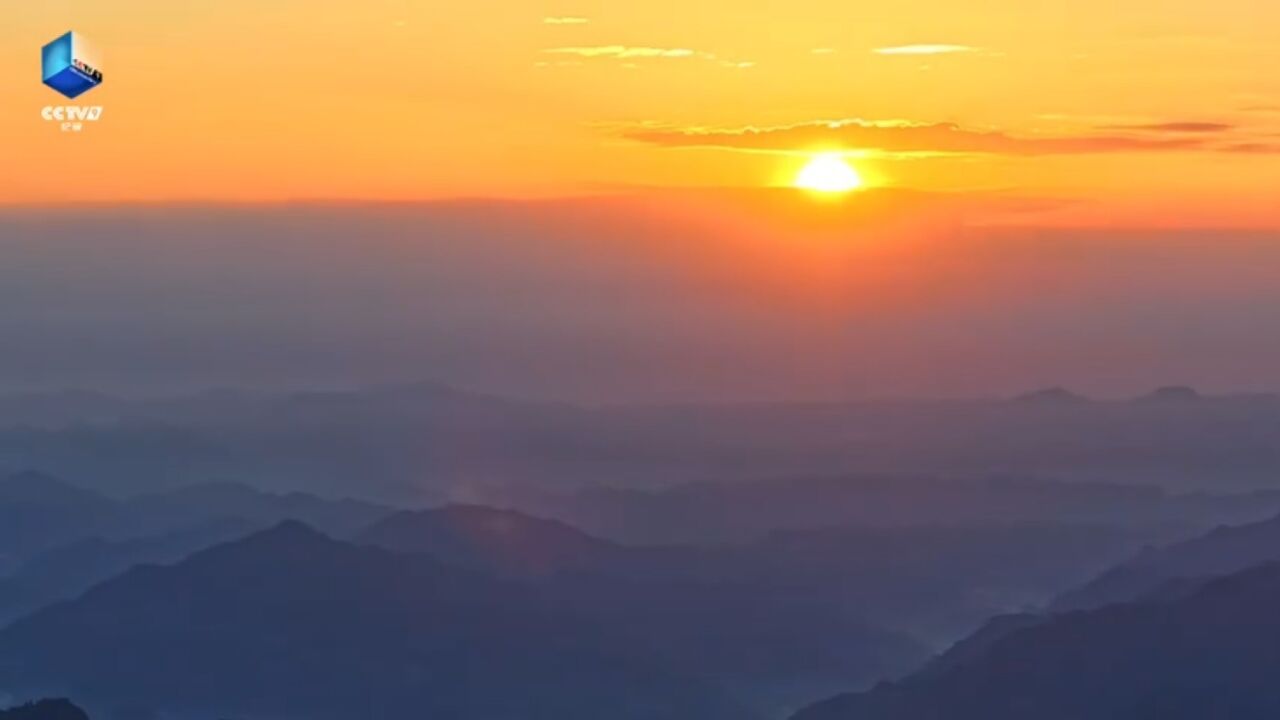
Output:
794,154,864,193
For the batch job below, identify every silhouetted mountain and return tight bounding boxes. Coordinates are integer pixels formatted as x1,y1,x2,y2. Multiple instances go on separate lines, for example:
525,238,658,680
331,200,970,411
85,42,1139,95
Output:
356,507,936,713
0,472,109,509
0,519,253,627
1053,511,1280,611
1135,385,1203,404
0,472,392,631
826,513,1280,704
357,504,1152,641
0,389,133,427
357,505,624,577
540,571,926,716
0,522,750,720
1013,387,1090,405
0,473,119,573
0,472,392,576
916,612,1046,677
126,482,391,538
658,523,1147,645
0,700,88,720
796,561,1280,720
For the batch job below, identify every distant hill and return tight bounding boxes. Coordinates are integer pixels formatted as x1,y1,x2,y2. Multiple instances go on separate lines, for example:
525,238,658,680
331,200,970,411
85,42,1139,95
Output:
793,561,1280,720
6,385,1280,500
1052,511,1280,612
0,522,750,720
668,523,1153,644
359,507,934,713
915,612,1045,677
1013,386,1090,405
126,481,391,538
0,515,941,718
1134,385,1204,404
0,472,120,572
357,505,624,578
0,519,253,627
0,480,1147,715
0,700,87,720
498,473,1280,545
0,472,111,509
0,472,392,576
352,505,1173,709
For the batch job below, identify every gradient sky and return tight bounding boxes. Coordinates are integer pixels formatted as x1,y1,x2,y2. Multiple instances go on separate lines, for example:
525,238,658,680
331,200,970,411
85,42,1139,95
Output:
4,0,1280,221
4,2,1280,401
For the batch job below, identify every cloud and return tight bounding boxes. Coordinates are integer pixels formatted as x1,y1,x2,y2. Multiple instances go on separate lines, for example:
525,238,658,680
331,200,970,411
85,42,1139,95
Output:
1218,142,1280,154
543,16,589,24
544,45,695,58
1100,122,1233,133
873,44,978,55
625,119,1208,156
540,46,753,68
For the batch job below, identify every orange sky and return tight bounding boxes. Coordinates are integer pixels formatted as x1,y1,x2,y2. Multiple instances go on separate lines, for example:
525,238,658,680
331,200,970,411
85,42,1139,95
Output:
4,0,1280,222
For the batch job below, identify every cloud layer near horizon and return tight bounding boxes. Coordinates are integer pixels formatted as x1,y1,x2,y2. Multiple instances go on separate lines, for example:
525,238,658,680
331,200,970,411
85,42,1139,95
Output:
1,199,1279,402
625,119,1256,156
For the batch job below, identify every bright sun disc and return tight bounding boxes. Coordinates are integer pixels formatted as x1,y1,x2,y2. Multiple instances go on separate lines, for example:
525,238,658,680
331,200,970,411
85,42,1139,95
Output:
795,154,864,193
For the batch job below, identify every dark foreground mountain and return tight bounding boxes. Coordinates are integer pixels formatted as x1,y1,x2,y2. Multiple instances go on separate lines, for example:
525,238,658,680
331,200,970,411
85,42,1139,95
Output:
794,561,1280,720
0,522,749,720
1053,511,1280,611
0,700,87,720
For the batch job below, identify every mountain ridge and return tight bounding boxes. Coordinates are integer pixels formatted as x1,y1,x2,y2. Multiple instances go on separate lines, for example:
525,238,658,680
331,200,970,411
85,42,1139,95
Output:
793,560,1280,720
0,521,752,720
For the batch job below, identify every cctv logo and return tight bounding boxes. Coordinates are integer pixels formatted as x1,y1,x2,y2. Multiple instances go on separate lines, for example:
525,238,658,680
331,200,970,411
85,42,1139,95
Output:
41,103,104,133
42,31,103,98
41,31,105,132
42,106,103,122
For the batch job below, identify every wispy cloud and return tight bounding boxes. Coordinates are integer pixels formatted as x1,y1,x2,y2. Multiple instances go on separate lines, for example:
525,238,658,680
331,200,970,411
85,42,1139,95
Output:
540,46,754,69
1100,122,1233,133
624,119,1217,156
1219,142,1280,154
543,16,589,25
544,45,695,58
873,44,978,55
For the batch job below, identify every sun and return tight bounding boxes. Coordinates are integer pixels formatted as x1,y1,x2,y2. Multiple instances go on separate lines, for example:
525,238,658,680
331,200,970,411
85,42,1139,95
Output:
794,154,864,193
